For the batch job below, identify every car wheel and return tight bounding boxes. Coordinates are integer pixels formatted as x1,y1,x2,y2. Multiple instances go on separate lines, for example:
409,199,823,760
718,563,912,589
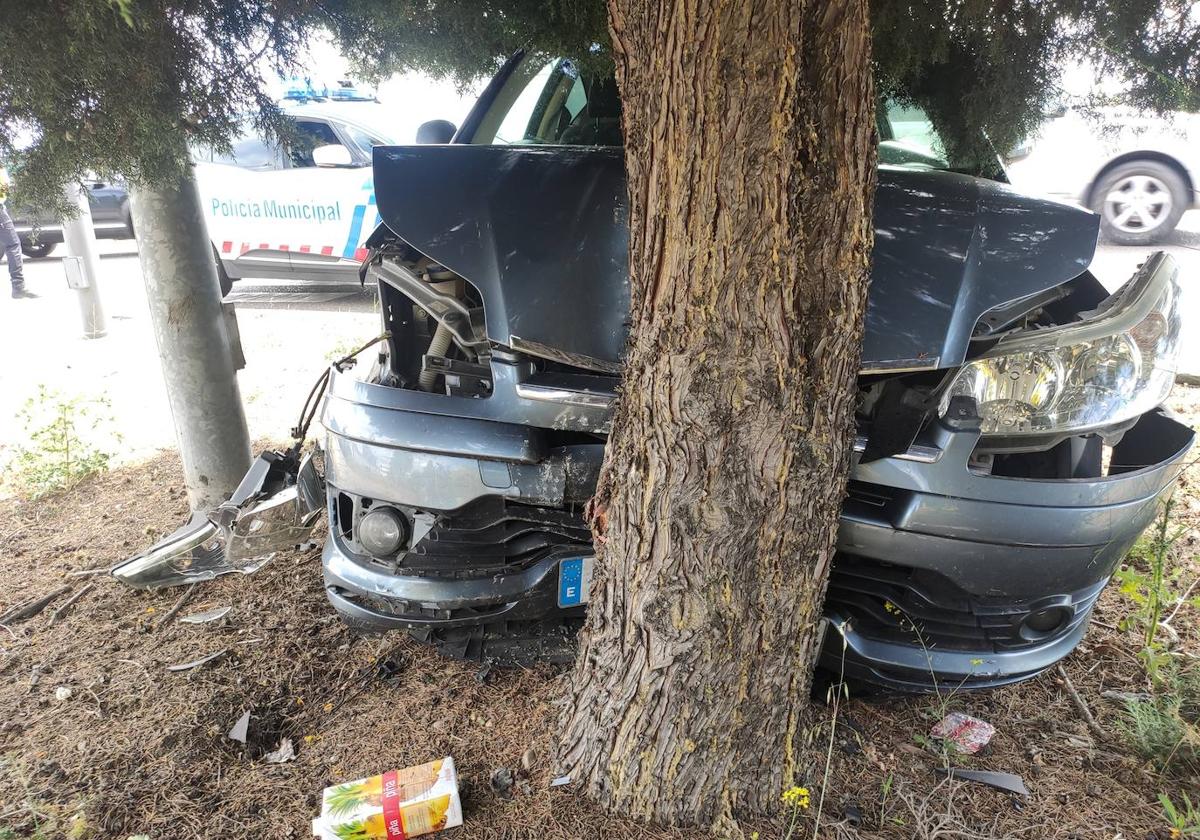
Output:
211,244,233,296
1091,160,1188,246
21,240,56,259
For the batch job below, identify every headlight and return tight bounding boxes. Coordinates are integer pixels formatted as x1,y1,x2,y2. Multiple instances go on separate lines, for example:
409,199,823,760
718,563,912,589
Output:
939,253,1182,436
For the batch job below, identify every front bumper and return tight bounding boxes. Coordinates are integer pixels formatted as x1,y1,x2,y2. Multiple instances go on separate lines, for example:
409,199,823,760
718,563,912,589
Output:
325,547,571,631
318,367,1194,686
823,408,1192,690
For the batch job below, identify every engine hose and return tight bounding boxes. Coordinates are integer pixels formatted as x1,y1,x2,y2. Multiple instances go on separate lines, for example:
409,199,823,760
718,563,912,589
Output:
289,332,391,452
419,322,453,391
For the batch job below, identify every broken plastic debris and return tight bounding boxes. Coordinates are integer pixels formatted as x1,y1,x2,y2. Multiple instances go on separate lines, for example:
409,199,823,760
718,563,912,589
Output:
930,711,995,754
180,606,232,624
376,657,405,685
113,452,323,589
549,775,572,788
313,757,462,839
228,710,251,743
165,648,228,672
490,767,514,799
939,767,1029,796
55,686,73,702
265,737,296,764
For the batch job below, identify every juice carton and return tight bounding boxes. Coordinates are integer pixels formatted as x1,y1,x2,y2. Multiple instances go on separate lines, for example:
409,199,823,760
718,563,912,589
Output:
313,756,462,839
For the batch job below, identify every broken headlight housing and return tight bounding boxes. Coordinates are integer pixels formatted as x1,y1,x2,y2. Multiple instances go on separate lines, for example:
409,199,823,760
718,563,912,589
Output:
940,253,1182,436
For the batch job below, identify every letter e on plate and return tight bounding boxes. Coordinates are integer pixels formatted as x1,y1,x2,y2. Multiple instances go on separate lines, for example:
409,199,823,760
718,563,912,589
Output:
557,556,594,607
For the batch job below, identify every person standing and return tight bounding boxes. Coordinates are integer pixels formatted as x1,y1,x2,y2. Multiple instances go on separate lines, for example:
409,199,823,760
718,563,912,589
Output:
0,165,35,298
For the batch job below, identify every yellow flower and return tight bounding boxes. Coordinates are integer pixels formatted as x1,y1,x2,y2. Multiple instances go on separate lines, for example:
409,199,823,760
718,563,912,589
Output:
781,786,811,809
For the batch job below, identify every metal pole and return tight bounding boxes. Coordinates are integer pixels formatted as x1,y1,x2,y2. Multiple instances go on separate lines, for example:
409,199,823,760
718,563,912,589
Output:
130,160,251,512
61,182,107,338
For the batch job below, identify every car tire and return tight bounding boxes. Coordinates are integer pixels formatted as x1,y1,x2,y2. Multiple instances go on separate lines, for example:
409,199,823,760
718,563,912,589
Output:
1091,160,1188,246
211,244,234,296
20,240,56,259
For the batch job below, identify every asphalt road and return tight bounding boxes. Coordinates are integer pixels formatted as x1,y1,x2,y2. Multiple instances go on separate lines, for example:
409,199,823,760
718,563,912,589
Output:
1,214,1198,470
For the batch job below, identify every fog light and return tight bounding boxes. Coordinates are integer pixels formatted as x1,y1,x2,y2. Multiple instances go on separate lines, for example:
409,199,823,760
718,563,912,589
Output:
358,507,407,556
1020,606,1070,639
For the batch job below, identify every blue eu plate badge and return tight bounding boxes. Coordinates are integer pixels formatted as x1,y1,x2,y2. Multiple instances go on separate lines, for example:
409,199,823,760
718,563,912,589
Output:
557,556,595,607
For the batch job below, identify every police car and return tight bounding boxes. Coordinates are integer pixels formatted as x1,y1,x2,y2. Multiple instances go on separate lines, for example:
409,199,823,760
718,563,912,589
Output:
195,103,392,294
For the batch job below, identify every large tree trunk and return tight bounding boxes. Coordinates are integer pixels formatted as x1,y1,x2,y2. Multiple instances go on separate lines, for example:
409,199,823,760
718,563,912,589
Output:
558,0,876,827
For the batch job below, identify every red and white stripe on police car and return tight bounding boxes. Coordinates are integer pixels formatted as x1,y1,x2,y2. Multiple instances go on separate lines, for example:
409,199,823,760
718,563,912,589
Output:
221,240,368,261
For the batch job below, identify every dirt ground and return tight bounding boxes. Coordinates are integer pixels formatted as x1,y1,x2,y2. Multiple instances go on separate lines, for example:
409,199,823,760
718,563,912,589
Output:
1,390,1197,840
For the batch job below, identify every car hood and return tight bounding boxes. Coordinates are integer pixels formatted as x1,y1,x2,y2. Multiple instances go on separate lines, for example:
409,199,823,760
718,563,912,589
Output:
373,146,1099,372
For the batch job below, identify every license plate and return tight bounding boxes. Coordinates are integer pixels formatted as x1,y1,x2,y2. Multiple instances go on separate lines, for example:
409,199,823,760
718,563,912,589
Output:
557,556,594,607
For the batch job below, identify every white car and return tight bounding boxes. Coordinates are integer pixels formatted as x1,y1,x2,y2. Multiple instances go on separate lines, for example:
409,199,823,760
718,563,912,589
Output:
1007,107,1200,245
195,103,394,293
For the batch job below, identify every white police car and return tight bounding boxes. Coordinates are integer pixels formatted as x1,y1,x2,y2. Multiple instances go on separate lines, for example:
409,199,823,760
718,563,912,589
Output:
195,103,393,294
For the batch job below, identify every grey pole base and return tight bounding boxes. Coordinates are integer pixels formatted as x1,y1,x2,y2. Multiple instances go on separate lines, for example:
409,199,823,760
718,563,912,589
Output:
61,182,107,339
130,161,251,512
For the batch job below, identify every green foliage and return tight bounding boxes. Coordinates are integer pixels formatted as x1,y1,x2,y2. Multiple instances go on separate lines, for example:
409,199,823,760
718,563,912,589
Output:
0,0,315,213
329,0,609,88
1120,661,1200,774
328,0,1200,167
1113,499,1200,783
0,831,46,840
1112,499,1193,682
873,0,1200,162
7,386,119,498
2,0,1199,240
1160,791,1200,837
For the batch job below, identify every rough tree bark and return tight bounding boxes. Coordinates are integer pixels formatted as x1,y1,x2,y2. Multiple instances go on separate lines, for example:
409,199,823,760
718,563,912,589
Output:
558,0,876,827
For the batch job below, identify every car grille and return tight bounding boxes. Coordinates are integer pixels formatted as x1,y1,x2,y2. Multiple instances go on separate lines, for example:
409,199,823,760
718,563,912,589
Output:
825,555,1105,653
402,497,592,578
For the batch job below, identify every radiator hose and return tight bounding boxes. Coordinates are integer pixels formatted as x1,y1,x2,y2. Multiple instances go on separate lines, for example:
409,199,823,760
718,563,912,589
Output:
418,322,453,391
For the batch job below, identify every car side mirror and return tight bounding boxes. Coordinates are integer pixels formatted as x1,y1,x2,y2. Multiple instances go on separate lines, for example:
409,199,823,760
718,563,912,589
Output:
312,144,354,167
416,119,457,144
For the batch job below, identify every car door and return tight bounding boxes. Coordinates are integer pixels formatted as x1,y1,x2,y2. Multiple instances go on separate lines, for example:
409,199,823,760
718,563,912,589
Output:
86,177,131,235
196,117,378,283
195,132,297,280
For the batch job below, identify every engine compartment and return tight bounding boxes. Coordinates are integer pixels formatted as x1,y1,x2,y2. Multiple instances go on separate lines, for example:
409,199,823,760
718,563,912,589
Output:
365,232,1135,483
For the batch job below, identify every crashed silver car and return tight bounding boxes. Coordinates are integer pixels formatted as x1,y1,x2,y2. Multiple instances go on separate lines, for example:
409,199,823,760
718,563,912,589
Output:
120,53,1195,691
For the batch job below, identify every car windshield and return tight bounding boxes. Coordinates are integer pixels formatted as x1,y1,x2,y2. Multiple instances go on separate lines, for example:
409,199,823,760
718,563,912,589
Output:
342,124,388,156
469,57,623,147
197,134,280,170
290,119,341,167
468,54,969,173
